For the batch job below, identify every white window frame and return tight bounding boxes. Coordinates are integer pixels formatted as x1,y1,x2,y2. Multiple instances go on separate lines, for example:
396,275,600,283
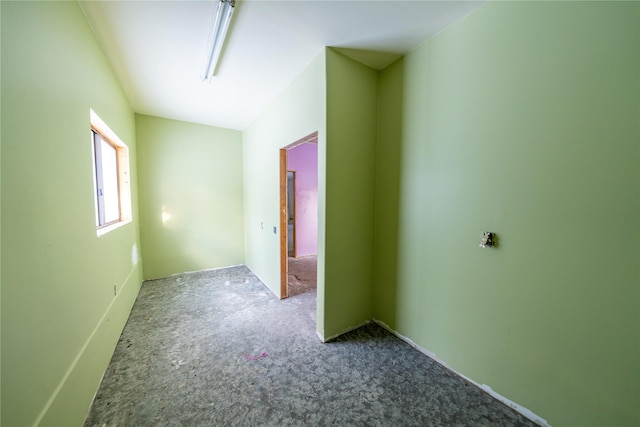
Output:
90,109,132,236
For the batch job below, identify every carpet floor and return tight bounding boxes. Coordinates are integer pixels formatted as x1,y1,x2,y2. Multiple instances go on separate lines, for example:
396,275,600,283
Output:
84,264,537,427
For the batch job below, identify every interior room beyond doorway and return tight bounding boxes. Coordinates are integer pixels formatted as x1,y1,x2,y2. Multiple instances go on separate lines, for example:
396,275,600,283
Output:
279,132,318,300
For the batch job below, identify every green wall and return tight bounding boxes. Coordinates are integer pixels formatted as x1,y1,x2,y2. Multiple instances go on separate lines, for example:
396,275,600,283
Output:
242,53,326,320
324,49,378,338
0,2,3,420
1,1,636,426
375,2,639,425
0,4,3,422
136,114,244,280
1,2,143,426
373,57,403,326
242,49,379,340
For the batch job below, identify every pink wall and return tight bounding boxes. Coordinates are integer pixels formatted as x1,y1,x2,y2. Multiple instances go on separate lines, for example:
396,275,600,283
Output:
287,143,318,257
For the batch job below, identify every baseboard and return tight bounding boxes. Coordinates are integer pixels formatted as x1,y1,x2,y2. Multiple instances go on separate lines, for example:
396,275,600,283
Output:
317,319,373,343
372,319,551,427
35,263,143,427
171,263,246,277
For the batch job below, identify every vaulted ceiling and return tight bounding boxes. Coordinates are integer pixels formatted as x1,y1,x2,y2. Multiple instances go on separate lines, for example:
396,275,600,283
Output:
79,1,485,130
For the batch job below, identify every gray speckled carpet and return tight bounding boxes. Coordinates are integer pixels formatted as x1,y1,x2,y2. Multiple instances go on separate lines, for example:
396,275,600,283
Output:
84,265,537,427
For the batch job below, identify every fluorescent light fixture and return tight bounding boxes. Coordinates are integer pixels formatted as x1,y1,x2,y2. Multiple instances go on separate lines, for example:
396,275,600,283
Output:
201,0,235,82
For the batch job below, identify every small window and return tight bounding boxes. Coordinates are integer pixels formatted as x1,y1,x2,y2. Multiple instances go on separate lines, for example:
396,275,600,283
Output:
90,110,131,235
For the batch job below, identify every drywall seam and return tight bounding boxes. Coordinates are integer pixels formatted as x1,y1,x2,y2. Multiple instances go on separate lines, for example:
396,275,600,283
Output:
373,319,551,427
318,320,373,343
33,265,141,426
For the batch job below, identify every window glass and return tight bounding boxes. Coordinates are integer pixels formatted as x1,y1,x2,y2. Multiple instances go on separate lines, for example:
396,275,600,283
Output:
90,109,132,235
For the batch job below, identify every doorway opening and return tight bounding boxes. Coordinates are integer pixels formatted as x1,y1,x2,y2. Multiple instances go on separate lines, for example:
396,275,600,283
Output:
279,131,318,300
287,171,295,257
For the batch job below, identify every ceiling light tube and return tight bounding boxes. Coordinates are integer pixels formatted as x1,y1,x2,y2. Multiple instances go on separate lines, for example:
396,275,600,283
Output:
201,0,235,82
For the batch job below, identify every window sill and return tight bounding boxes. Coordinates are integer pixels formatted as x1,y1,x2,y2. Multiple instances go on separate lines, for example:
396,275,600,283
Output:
97,219,131,237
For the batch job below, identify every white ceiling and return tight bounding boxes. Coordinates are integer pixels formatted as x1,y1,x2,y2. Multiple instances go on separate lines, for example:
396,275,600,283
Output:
79,0,485,131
